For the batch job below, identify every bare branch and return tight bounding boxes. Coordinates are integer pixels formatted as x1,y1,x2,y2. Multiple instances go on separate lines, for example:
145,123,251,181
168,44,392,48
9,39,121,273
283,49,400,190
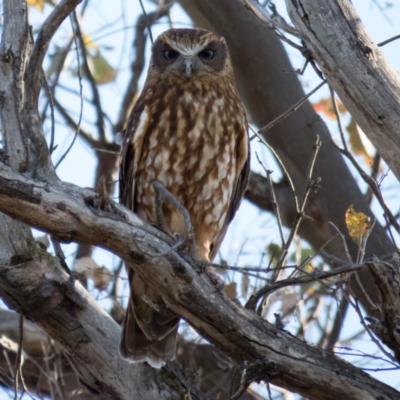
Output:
26,0,82,105
258,80,327,135
286,0,400,181
0,162,398,399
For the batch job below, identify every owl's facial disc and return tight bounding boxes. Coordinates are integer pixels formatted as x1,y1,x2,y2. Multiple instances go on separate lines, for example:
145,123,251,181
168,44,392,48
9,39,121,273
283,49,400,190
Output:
164,50,210,79
152,33,227,80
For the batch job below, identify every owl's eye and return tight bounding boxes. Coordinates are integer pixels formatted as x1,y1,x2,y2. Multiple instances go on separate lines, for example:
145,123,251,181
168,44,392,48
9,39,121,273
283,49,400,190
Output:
199,49,214,62
164,50,179,61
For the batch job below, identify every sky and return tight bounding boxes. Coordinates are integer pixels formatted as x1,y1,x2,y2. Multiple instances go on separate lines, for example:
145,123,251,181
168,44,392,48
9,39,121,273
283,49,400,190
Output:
1,0,400,398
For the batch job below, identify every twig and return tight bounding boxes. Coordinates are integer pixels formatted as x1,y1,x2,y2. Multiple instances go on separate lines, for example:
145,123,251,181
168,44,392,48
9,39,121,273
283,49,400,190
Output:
26,0,82,103
258,79,327,134
325,295,349,349
255,153,285,247
153,181,197,256
329,87,399,233
249,126,299,212
365,153,381,205
245,262,365,310
228,362,248,400
268,3,299,37
55,15,84,169
266,381,273,400
138,0,154,44
51,237,71,274
13,315,23,400
335,347,400,368
328,221,353,263
276,136,321,271
378,34,400,47
114,1,173,134
41,69,56,154
70,10,106,142
349,297,398,364
248,136,322,311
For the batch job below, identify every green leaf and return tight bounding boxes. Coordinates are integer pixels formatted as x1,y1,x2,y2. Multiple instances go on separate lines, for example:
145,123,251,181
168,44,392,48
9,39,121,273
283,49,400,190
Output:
89,50,117,85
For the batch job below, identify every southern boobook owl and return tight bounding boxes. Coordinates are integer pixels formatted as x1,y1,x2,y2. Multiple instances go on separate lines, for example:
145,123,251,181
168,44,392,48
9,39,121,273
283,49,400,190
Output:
119,28,249,368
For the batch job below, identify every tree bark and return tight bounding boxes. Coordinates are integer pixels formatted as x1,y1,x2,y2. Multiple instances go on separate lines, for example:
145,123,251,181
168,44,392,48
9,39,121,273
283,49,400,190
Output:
177,0,396,317
286,0,400,181
0,1,201,398
0,163,398,400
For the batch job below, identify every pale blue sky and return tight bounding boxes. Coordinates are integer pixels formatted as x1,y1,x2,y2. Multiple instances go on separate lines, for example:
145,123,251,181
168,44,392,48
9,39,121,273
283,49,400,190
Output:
1,0,400,398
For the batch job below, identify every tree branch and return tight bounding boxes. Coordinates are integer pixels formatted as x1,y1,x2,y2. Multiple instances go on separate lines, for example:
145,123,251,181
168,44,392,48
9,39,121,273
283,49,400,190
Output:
177,0,396,318
26,0,82,105
0,162,398,399
285,0,400,182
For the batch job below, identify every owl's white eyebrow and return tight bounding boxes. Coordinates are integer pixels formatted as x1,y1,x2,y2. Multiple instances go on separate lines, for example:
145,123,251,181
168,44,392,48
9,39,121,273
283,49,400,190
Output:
173,43,206,56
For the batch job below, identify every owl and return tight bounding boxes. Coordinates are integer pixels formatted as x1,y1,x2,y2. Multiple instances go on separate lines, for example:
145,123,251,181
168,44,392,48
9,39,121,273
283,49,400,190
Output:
119,28,249,368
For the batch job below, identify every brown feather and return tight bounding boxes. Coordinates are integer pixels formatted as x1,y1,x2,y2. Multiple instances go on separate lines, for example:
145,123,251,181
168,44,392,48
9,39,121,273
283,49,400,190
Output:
119,28,249,368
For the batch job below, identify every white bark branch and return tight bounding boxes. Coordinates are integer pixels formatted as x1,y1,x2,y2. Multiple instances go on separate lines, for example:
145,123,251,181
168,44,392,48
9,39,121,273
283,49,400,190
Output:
285,0,400,181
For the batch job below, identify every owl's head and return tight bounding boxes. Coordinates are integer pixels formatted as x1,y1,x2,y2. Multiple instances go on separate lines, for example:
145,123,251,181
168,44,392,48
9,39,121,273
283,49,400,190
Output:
150,28,232,81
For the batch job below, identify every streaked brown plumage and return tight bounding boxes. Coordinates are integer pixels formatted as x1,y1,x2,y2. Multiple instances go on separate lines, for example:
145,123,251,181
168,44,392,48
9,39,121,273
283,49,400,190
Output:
119,28,249,368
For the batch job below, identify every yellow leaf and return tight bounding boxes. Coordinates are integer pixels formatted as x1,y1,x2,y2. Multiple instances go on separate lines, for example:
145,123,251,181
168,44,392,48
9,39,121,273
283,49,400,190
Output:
345,205,370,243
346,117,373,165
27,0,46,11
82,33,99,50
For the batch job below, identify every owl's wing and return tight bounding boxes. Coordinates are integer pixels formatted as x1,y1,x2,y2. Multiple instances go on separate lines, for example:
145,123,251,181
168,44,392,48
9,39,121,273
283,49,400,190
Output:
209,135,250,261
119,101,149,210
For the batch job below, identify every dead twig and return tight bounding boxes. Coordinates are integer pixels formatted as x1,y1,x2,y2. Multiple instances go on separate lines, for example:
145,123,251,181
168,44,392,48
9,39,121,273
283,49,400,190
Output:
258,80,327,135
55,15,84,169
329,87,399,234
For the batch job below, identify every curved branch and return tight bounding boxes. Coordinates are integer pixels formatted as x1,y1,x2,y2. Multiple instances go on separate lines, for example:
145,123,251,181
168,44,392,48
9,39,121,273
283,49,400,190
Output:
0,162,398,400
26,0,82,105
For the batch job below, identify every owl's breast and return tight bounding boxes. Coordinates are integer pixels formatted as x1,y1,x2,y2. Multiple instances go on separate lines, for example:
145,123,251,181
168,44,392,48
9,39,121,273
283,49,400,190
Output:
135,87,246,258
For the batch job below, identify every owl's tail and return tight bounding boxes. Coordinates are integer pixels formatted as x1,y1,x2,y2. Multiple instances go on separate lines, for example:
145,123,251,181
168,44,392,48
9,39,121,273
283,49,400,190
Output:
120,269,179,368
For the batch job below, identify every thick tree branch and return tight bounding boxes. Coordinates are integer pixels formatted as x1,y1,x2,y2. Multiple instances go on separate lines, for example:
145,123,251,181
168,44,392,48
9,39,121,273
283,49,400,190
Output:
0,162,398,399
0,240,195,400
178,0,396,318
0,2,202,398
285,0,400,182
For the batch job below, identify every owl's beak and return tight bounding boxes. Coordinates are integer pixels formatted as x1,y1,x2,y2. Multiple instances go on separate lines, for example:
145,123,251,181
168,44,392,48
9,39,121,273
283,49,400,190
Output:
184,58,193,77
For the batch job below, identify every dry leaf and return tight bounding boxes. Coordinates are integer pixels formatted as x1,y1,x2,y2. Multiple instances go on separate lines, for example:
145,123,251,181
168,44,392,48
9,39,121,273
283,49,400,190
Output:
313,97,346,119
92,266,112,291
346,117,373,165
223,282,237,298
74,257,112,291
345,204,370,243
74,256,99,275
